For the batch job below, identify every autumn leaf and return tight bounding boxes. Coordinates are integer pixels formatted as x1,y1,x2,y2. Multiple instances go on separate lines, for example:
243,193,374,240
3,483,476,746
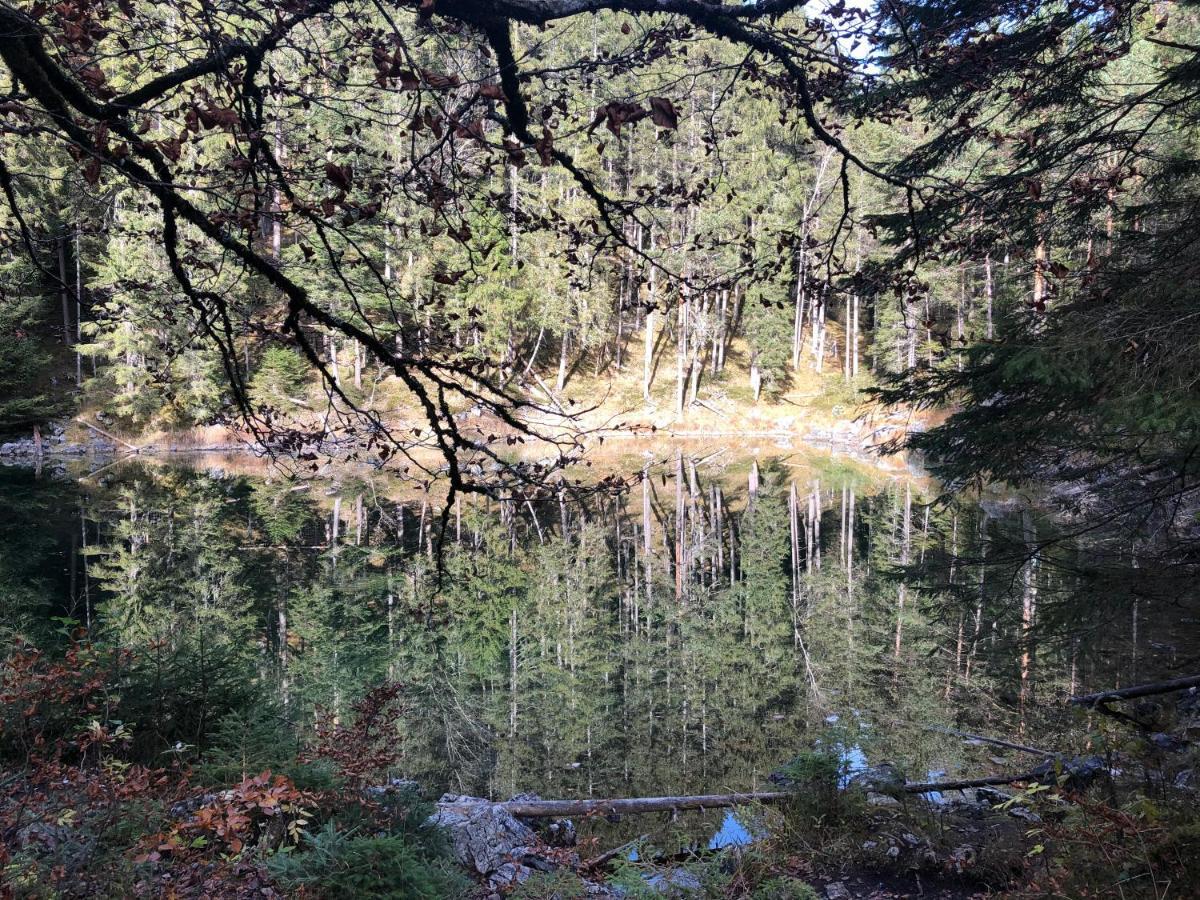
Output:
649,97,679,130
433,269,466,285
536,126,555,166
197,106,239,130
324,162,353,192
588,101,649,138
422,70,461,90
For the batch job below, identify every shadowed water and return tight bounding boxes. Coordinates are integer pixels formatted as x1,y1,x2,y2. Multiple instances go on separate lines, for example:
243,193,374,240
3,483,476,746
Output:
1,447,1189,848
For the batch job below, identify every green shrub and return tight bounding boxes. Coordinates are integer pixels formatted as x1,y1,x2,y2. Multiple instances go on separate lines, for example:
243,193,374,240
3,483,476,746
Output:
774,749,844,815
250,347,310,409
751,878,820,900
267,822,469,899
513,869,589,899
198,705,337,792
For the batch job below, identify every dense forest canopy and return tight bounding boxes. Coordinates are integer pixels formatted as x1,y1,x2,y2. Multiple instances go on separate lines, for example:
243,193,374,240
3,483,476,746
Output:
1,0,1198,549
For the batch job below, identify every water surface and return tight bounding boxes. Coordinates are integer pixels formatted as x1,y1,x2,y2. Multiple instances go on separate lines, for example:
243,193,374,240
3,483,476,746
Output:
1,447,1186,846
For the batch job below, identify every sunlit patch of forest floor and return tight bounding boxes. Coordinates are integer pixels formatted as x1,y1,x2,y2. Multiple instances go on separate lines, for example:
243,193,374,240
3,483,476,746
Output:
39,328,933,477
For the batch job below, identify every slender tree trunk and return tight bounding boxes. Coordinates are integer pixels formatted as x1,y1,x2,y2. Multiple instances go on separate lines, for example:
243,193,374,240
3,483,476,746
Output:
984,253,994,340
75,228,85,383
1019,510,1039,723
1033,237,1048,309
674,450,684,603
642,256,657,403
58,236,73,350
792,250,807,368
327,334,341,387
556,331,569,393
675,289,688,417
813,286,826,373
851,293,860,378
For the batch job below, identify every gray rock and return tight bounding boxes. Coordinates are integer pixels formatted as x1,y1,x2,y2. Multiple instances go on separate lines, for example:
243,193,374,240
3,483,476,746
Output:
866,791,900,808
825,883,851,900
1150,732,1187,753
428,794,537,875
1030,754,1106,790
587,881,627,897
17,821,73,852
1008,805,1042,823
643,868,702,894
974,786,1013,805
364,778,421,799
948,845,977,873
488,862,533,890
543,817,577,847
848,763,907,796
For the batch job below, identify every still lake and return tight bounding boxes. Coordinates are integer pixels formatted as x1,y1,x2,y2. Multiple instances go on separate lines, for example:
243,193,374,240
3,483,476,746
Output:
1,444,1186,846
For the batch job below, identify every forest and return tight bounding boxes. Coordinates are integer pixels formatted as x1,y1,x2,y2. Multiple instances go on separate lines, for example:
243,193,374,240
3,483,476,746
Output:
1,0,1199,897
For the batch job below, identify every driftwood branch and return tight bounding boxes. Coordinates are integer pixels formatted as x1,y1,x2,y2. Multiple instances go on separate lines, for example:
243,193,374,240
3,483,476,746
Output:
77,419,140,452
583,834,650,870
1069,674,1200,707
923,725,1053,757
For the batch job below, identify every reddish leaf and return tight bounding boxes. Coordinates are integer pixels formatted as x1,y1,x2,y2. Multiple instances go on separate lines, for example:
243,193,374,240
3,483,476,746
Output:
588,101,648,138
536,126,554,166
648,97,678,130
324,161,353,192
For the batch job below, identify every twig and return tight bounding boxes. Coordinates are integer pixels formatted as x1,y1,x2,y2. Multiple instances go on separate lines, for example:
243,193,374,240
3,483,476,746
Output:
923,724,1053,757
583,833,650,870
77,419,140,452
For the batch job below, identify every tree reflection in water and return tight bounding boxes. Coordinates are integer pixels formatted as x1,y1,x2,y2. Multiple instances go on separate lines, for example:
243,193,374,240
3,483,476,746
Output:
0,450,1191,848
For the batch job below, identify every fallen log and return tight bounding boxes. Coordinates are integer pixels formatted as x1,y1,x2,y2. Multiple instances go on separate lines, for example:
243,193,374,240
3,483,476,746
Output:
902,772,1039,794
1069,674,1200,707
443,774,1050,819
482,792,792,818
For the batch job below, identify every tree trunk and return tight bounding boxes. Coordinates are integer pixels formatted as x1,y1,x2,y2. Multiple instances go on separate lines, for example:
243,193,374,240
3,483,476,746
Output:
58,236,73,348
675,289,688,417
850,293,860,378
792,251,807,368
1033,238,1048,309
75,228,84,383
811,286,826,372
984,253,994,339
556,331,569,393
642,259,657,403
